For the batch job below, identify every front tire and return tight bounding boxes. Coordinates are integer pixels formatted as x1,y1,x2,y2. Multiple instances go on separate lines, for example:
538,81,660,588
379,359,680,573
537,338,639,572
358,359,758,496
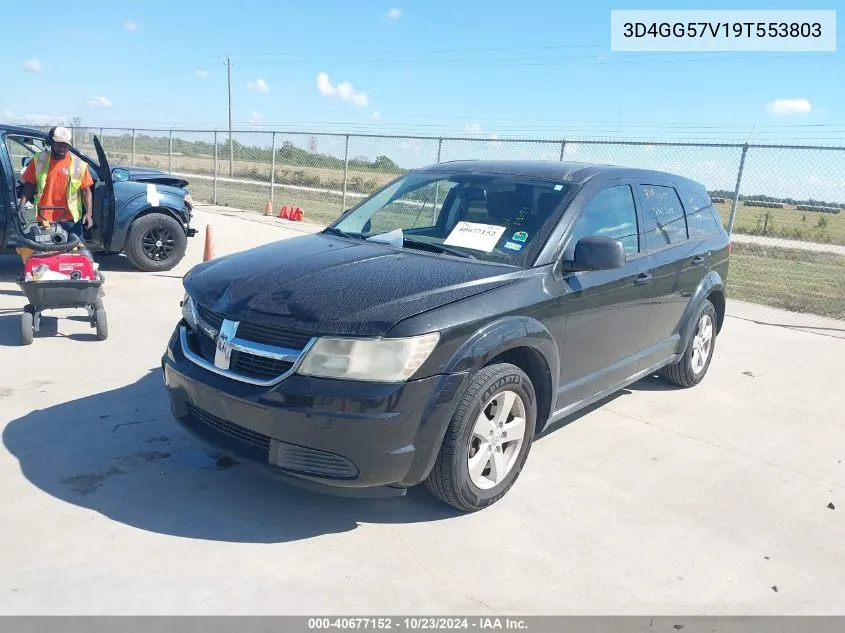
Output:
124,213,187,272
660,300,718,388
425,363,536,512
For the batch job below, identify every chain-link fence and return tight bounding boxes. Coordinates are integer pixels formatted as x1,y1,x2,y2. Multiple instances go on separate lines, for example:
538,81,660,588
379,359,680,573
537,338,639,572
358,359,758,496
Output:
47,127,845,320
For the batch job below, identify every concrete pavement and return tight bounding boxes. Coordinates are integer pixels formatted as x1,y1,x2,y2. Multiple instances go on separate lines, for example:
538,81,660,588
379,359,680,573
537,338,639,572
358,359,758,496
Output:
0,208,843,615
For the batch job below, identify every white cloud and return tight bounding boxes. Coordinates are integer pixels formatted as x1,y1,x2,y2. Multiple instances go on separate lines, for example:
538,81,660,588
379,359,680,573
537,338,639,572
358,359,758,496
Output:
249,112,263,124
388,8,402,19
766,98,811,116
371,110,381,120
85,96,113,108
316,72,368,107
194,70,209,78
124,20,140,31
247,78,270,92
464,123,483,134
23,59,42,72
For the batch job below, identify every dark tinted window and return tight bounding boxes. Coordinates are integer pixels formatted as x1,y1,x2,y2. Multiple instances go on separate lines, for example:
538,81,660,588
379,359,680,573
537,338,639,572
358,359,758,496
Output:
682,189,722,239
639,184,688,250
568,185,639,256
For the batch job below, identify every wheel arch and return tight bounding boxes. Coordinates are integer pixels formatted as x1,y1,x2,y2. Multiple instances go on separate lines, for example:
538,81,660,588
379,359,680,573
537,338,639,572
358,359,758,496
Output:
440,316,560,435
676,271,726,355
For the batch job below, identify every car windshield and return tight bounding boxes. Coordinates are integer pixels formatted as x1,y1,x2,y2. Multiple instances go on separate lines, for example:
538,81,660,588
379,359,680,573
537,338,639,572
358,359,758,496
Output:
330,169,577,266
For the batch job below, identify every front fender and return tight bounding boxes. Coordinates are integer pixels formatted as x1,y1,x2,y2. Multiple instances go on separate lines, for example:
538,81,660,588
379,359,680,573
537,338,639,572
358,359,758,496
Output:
401,316,561,486
675,270,725,355
442,316,561,384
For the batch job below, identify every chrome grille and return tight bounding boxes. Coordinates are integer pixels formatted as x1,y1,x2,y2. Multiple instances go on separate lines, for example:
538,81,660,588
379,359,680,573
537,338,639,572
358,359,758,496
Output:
185,302,313,385
230,350,294,380
195,303,311,349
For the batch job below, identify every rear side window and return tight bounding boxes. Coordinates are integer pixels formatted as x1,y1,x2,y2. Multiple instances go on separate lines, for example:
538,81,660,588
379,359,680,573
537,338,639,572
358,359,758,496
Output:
682,189,722,239
568,185,639,256
639,184,688,250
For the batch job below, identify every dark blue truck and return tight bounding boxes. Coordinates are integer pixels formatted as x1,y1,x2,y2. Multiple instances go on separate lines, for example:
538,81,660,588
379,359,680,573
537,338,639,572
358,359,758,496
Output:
0,124,196,271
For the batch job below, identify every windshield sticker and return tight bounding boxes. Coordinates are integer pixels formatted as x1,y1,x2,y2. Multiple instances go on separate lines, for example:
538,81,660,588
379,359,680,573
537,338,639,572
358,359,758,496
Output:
503,241,523,252
554,184,563,191
444,222,506,252
512,231,528,243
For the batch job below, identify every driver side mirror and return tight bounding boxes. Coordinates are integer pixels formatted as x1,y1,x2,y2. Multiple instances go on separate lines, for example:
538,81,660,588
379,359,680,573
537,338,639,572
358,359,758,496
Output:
112,167,130,182
561,236,626,273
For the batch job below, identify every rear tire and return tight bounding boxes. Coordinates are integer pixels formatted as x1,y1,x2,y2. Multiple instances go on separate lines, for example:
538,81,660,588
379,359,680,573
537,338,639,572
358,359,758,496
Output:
21,310,33,346
124,213,187,272
425,363,536,512
660,300,717,388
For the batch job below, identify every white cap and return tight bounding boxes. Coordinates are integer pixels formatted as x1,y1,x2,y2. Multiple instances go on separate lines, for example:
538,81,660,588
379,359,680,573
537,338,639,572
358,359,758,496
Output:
52,126,72,144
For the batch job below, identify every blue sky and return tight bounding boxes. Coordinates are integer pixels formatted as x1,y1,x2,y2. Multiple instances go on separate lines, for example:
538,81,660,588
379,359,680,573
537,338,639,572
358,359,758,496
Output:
3,1,843,200
3,0,841,140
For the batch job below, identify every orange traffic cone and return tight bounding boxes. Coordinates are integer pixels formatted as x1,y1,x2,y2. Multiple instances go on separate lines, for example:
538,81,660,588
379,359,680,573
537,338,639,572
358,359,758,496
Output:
203,225,215,262
264,200,273,216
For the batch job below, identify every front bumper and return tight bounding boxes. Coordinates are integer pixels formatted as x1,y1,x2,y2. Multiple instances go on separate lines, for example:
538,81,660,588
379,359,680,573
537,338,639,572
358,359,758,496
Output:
161,325,467,496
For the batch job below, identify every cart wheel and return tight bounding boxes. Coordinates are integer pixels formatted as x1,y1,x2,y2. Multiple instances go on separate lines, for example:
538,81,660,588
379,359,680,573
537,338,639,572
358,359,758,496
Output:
95,307,108,341
21,311,34,345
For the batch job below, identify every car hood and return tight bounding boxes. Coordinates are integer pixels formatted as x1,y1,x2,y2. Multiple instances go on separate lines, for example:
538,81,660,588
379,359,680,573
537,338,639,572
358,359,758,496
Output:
114,165,189,188
183,233,521,337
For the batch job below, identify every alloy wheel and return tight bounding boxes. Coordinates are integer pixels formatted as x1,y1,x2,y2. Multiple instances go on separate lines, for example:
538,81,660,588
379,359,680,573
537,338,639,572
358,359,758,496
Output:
467,390,527,490
691,313,714,374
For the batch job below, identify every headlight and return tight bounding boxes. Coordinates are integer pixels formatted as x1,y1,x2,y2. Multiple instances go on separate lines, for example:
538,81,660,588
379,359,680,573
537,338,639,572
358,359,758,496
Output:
297,333,440,382
181,292,198,330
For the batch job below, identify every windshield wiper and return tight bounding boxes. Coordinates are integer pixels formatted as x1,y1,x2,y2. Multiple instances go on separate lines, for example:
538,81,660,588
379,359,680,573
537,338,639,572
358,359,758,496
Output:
402,237,476,259
322,227,365,240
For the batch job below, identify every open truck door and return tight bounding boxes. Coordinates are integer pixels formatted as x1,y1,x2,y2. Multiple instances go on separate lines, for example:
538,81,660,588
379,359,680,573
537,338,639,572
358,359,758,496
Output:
0,134,17,249
91,136,116,252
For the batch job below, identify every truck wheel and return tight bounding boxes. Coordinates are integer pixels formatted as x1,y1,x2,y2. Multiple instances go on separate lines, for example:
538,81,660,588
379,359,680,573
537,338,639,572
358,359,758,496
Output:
124,213,187,272
21,310,34,346
660,299,717,388
425,363,536,512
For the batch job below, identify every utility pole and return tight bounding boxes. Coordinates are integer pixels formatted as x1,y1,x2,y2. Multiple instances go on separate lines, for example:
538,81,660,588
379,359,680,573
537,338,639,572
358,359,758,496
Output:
226,56,233,177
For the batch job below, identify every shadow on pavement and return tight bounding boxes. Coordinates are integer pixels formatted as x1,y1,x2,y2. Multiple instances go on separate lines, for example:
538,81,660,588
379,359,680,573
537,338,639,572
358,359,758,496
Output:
2,369,460,544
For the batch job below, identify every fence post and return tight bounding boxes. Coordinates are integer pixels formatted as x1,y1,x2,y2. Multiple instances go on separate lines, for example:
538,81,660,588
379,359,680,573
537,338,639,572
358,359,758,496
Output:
342,134,350,212
131,129,136,167
70,126,75,146
168,130,173,174
213,131,218,205
436,137,443,163
270,131,277,211
727,144,749,235
559,140,566,161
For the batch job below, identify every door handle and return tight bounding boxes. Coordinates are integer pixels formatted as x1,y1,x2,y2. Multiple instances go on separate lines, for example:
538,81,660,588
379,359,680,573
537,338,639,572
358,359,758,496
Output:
634,272,653,286
691,255,705,266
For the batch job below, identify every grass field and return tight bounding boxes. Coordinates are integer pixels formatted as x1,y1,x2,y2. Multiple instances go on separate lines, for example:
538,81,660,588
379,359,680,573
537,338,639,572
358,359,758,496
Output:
726,242,845,319
714,201,845,245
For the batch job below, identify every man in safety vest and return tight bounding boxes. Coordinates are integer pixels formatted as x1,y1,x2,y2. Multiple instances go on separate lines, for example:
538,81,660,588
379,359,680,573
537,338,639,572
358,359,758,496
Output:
18,126,95,239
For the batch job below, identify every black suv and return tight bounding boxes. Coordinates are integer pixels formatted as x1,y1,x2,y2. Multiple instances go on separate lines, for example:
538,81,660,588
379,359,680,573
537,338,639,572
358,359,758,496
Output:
162,160,730,512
